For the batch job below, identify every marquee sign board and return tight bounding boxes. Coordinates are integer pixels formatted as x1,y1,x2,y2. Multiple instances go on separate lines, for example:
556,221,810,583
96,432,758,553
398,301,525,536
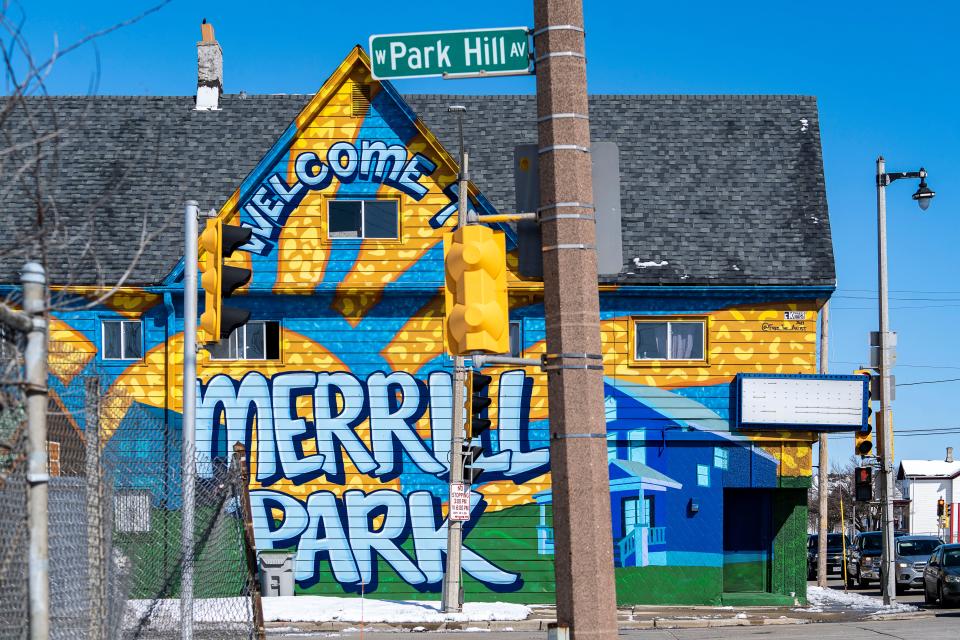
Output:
735,373,869,431
369,27,532,80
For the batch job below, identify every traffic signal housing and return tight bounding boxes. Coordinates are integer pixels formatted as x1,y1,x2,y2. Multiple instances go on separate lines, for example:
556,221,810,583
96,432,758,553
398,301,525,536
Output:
938,498,945,517
854,466,873,502
199,218,253,342
443,225,509,355
855,420,873,457
466,371,493,440
854,369,874,457
463,444,484,485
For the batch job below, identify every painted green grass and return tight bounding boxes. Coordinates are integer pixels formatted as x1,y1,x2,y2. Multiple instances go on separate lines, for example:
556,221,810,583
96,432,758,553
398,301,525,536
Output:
115,507,248,599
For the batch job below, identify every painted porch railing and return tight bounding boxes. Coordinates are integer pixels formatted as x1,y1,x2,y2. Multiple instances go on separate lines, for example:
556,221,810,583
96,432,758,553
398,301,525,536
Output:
617,526,667,566
537,525,555,554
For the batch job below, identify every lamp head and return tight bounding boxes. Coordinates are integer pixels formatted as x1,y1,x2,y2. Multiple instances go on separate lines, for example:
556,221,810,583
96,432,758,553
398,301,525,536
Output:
912,168,935,211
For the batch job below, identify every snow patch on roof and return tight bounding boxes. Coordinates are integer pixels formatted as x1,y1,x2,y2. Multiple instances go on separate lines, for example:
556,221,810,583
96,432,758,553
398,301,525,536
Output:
899,459,960,478
633,258,669,268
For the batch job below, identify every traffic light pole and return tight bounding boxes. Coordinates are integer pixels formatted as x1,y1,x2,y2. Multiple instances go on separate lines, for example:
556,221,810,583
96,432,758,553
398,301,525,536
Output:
181,200,199,639
442,152,469,614
534,2,618,639
875,157,896,605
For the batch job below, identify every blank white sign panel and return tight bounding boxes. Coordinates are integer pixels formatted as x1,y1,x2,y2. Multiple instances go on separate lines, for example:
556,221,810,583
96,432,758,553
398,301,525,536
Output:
740,377,865,427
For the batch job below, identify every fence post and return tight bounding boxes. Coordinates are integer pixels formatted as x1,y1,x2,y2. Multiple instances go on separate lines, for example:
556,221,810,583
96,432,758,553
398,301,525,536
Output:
232,442,265,640
181,201,199,640
84,376,105,640
23,262,49,640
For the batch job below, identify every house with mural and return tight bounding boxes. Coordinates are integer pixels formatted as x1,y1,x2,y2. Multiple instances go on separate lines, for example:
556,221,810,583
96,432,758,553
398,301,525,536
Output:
0,32,834,607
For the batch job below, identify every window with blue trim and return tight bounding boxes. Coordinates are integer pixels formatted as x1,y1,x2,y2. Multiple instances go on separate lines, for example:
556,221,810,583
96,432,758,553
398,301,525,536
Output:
328,199,399,239
697,464,711,487
102,319,142,360
714,447,729,470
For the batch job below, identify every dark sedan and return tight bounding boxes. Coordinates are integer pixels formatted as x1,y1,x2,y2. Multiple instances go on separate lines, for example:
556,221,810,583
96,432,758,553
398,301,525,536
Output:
808,533,849,579
923,544,960,607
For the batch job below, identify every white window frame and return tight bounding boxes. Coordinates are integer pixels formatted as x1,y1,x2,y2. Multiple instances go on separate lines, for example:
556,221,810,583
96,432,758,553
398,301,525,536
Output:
632,318,707,362
208,320,281,361
326,198,400,240
101,319,143,361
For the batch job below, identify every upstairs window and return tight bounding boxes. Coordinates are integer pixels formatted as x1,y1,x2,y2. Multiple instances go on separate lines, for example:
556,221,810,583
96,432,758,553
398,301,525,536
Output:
633,318,706,362
102,320,143,360
208,321,281,361
328,199,399,239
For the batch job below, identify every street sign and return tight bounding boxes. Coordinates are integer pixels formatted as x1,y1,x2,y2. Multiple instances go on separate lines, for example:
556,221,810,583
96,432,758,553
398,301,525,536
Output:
449,482,471,521
369,27,531,80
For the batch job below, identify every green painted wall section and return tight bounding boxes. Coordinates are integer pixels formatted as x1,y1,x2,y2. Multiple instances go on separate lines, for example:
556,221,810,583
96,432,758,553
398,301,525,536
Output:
287,496,810,606
616,567,723,606
781,476,813,489
772,489,808,604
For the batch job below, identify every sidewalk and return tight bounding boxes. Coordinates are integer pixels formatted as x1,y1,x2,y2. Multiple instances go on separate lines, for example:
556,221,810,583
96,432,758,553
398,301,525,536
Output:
261,587,931,634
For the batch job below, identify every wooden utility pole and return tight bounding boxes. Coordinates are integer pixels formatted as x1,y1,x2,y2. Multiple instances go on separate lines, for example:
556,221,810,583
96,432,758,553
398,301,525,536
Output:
233,443,266,640
817,302,829,588
533,2,618,639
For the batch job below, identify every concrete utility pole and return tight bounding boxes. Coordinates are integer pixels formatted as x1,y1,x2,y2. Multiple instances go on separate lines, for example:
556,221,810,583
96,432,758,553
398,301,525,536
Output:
23,262,49,640
817,302,829,588
875,158,896,604
182,201,200,639
533,2,618,639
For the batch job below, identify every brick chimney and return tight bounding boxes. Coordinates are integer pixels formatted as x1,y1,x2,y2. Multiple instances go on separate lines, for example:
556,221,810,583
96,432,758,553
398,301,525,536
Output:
196,19,222,111
947,447,954,463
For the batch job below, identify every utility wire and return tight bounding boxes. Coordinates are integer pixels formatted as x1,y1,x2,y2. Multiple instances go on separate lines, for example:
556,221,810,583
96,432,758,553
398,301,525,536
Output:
896,377,960,387
832,295,960,301
833,361,960,370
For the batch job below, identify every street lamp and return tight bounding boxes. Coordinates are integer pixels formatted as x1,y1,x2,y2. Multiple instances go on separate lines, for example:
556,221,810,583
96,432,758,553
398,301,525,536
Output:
874,157,935,605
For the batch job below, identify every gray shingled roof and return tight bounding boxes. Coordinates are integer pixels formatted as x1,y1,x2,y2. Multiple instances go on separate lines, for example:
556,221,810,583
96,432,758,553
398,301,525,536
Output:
0,93,834,287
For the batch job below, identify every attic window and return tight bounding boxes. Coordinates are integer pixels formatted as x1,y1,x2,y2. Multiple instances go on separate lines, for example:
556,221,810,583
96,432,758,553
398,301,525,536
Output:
352,83,371,118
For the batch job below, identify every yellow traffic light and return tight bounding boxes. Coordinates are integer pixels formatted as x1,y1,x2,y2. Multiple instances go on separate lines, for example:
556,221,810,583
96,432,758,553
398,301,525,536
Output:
199,218,252,343
443,225,509,355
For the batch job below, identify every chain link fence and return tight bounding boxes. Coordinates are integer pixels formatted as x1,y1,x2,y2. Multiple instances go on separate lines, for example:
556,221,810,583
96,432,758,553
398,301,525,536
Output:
0,318,258,639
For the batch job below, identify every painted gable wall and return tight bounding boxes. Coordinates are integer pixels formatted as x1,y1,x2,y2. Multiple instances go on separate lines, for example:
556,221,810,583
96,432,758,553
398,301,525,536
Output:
37,49,824,605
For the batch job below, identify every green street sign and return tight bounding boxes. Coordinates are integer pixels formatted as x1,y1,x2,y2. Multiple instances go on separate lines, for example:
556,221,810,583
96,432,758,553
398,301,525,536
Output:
369,27,531,80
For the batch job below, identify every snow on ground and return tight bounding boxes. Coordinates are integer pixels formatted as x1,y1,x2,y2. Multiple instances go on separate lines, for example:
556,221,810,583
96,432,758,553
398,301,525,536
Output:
805,586,918,613
125,596,532,626
261,596,532,623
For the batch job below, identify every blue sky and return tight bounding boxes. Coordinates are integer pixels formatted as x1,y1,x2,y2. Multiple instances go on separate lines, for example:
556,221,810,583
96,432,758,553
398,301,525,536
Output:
16,0,960,468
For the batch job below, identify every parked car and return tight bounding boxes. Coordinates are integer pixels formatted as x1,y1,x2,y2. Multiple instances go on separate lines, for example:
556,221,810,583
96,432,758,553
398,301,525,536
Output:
846,531,906,588
807,533,849,579
892,535,942,594
923,543,960,606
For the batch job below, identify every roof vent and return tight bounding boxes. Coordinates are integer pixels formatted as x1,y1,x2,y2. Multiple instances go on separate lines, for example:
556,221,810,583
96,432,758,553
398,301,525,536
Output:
196,19,222,111
351,83,371,118
948,447,954,463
